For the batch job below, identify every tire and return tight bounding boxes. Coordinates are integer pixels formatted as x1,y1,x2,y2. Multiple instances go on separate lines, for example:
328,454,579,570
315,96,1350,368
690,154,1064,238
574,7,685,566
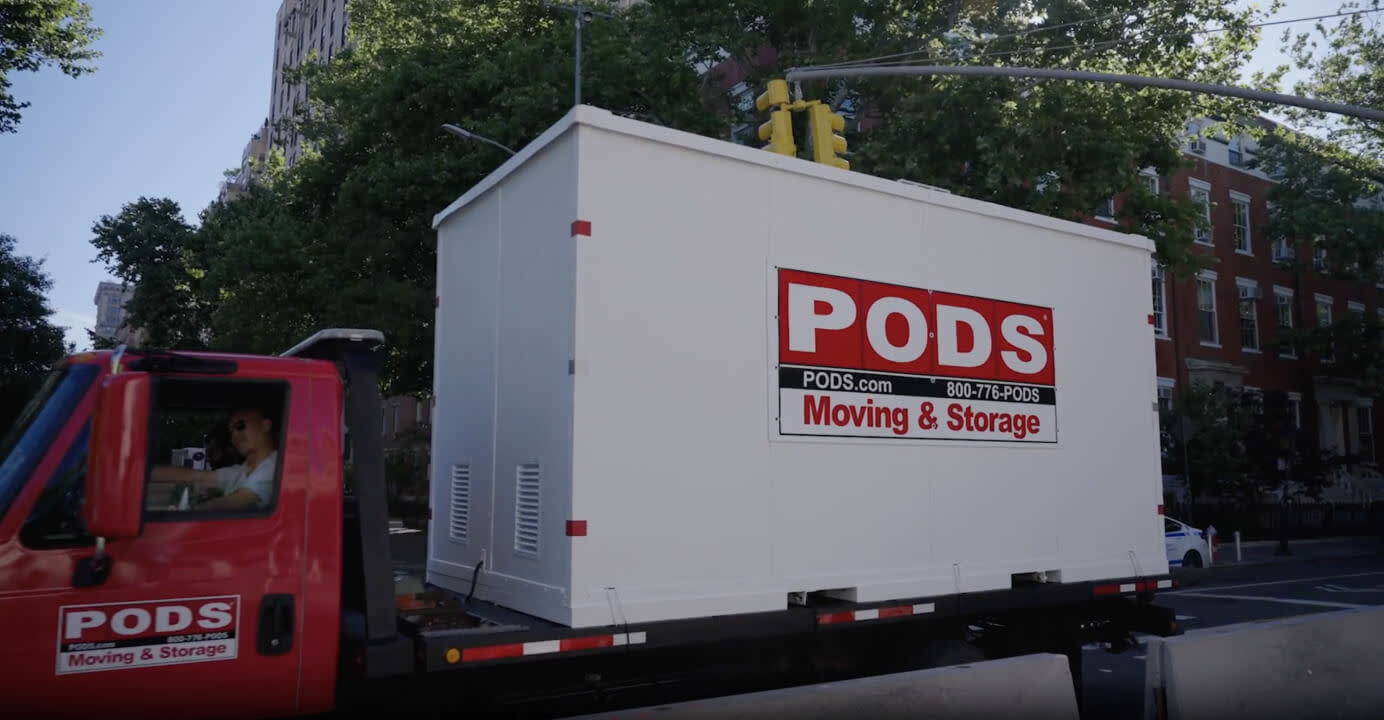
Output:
1182,550,1203,569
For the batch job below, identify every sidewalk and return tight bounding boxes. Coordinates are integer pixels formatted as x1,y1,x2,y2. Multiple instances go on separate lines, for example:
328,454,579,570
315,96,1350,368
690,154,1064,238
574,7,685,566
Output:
1181,535,1383,579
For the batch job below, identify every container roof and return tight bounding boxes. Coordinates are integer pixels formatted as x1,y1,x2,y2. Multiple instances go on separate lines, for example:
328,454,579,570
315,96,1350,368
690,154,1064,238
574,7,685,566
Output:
431,105,1153,254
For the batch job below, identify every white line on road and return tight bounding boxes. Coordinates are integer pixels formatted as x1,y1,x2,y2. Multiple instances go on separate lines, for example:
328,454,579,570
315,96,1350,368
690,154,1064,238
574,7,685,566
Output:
1175,614,1195,620
1174,592,1370,609
1164,570,1384,594
1098,668,1112,674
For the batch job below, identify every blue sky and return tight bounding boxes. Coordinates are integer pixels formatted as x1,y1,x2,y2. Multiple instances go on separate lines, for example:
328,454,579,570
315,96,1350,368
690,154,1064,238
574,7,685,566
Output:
0,0,1325,353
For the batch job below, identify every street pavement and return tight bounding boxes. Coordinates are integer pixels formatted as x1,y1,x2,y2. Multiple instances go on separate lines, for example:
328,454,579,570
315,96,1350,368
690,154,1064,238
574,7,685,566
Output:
1081,552,1384,719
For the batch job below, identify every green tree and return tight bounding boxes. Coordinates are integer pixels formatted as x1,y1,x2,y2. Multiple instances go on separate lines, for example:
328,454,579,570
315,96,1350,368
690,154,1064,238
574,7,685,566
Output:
92,0,1286,395
648,0,1279,274
88,197,210,350
198,0,731,395
0,234,69,429
0,0,103,134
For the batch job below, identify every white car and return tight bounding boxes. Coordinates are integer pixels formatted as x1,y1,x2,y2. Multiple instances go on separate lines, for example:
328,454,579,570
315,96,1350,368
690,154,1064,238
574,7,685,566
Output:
1165,516,1212,569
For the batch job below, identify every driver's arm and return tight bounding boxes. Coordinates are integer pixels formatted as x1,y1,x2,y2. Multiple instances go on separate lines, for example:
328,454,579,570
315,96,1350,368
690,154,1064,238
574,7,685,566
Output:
150,465,222,490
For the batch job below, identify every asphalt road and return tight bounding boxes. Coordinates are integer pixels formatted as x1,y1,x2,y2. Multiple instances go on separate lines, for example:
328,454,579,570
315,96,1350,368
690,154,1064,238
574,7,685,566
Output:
1080,553,1384,719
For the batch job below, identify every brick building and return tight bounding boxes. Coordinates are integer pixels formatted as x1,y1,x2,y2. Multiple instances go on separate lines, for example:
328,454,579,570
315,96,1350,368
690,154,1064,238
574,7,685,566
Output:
1094,118,1384,503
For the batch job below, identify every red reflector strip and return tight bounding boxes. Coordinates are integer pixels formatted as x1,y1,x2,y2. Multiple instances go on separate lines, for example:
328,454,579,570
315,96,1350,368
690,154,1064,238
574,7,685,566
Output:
1148,314,1155,325
816,603,936,626
1094,579,1173,596
460,643,525,662
461,632,645,663
560,635,614,652
571,219,592,237
566,520,587,537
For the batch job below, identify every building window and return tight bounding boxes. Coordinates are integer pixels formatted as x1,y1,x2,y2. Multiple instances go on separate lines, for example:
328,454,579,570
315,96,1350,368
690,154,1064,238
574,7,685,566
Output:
1093,196,1115,220
1139,171,1159,195
1157,377,1175,413
1313,236,1328,272
1316,293,1334,362
1190,180,1212,245
1152,261,1168,338
1197,272,1219,346
1238,279,1260,352
1288,392,1302,429
1275,287,1296,358
1358,407,1375,462
1230,193,1251,254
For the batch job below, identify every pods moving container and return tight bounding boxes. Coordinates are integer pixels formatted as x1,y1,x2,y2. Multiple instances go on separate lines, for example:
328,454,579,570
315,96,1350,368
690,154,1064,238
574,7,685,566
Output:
427,106,1166,629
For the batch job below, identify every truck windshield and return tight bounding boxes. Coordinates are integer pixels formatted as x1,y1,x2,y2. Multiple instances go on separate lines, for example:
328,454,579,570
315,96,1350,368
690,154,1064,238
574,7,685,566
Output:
0,363,100,522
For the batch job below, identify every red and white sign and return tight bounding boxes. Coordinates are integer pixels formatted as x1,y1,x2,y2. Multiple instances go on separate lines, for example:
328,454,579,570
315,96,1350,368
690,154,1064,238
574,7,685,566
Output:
56,595,240,674
775,268,1057,443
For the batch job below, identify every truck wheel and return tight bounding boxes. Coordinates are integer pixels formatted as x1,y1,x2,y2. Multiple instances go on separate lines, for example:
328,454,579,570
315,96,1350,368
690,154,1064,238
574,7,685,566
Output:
1182,550,1203,568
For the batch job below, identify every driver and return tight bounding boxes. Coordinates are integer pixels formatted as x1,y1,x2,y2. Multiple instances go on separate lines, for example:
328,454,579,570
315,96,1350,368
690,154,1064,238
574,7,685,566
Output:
151,406,279,511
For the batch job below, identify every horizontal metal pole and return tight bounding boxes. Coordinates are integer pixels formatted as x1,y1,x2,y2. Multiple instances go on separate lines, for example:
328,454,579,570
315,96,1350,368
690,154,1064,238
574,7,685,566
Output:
783,64,1384,123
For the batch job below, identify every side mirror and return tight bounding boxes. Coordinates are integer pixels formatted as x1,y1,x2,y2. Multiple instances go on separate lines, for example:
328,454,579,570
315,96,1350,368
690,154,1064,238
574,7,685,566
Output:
84,372,152,542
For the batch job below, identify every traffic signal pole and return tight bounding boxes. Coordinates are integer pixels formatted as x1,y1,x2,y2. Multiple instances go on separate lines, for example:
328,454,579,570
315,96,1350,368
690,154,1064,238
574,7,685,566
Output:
781,64,1384,124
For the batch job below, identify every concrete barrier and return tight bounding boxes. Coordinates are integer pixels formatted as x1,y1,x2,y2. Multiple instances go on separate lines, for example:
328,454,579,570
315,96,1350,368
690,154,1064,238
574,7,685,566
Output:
564,652,1079,719
1143,605,1384,720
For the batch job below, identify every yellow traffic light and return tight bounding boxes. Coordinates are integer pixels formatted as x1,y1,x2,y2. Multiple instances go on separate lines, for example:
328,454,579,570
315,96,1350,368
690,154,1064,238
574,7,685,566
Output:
806,101,849,170
758,109,796,156
754,79,796,157
755,79,790,112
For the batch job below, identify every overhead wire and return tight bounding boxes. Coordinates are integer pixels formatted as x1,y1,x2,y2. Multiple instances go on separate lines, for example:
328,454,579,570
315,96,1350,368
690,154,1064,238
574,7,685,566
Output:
807,7,1384,72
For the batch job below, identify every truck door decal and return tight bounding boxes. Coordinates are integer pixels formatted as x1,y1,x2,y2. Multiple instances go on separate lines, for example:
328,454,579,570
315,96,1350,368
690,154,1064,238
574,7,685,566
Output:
775,268,1057,443
55,595,240,674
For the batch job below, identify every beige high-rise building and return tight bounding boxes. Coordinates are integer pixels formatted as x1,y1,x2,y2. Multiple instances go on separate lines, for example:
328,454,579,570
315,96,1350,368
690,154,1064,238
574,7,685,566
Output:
93,281,145,347
269,0,351,166
219,118,272,202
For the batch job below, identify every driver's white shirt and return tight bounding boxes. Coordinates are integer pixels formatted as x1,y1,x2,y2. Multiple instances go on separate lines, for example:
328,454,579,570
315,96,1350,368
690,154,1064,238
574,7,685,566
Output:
212,451,278,507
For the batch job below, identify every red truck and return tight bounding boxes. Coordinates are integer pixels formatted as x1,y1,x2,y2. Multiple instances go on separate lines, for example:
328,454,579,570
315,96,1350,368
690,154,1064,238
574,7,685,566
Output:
2,109,1181,718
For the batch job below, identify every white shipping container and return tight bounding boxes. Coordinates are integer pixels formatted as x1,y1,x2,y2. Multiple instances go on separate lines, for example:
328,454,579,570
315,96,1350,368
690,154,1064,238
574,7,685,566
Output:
427,106,1167,629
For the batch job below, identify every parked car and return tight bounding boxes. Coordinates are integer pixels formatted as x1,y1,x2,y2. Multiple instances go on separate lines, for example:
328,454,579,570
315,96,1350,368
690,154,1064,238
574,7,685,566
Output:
1166,516,1213,568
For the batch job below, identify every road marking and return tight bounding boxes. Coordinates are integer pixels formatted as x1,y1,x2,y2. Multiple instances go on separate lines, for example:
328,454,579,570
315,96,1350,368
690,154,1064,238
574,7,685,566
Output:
1098,668,1112,674
1174,592,1370,609
1175,614,1195,620
1164,570,1384,594
1316,583,1384,593
1133,655,1146,660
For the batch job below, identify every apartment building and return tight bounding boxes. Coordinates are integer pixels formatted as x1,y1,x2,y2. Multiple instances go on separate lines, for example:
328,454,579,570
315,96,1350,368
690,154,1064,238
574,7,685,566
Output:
1134,120,1384,500
269,0,351,166
92,281,145,347
218,118,272,202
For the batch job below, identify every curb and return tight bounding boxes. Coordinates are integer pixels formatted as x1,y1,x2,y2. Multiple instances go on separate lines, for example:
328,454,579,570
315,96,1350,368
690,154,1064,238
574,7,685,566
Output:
1171,548,1384,585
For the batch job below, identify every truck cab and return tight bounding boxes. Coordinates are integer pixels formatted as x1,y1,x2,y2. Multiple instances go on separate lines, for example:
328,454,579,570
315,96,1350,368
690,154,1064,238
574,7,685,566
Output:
0,331,393,720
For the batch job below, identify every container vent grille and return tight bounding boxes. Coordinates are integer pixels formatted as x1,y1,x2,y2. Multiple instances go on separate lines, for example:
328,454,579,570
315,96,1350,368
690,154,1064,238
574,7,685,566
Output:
515,462,541,557
449,463,470,544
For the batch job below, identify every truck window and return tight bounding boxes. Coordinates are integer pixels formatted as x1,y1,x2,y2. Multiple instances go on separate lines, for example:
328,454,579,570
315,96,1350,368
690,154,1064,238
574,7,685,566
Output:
19,422,93,549
0,363,99,525
143,378,289,519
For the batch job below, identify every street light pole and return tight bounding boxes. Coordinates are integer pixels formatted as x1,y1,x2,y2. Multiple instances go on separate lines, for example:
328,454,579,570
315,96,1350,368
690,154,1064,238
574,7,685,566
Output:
574,0,582,106
547,1,616,107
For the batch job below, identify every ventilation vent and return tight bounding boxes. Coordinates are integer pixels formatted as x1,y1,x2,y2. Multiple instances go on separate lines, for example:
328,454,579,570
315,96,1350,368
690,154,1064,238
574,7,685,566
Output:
449,463,470,544
515,462,541,557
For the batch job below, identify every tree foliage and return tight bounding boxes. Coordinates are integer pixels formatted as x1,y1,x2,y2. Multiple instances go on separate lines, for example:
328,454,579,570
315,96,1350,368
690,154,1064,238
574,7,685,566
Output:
0,234,69,429
651,0,1279,274
0,0,103,134
1252,1,1384,397
88,197,209,350
1160,383,1338,504
90,0,1284,394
